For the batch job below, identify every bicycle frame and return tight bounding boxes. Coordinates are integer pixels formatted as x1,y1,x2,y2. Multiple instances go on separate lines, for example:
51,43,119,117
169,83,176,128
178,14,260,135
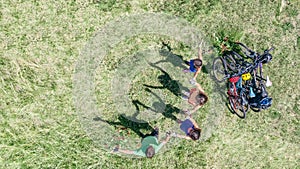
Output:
213,42,274,115
227,76,248,118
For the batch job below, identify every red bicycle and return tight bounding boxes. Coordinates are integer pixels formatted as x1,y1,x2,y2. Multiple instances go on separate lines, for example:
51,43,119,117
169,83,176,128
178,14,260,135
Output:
227,75,249,119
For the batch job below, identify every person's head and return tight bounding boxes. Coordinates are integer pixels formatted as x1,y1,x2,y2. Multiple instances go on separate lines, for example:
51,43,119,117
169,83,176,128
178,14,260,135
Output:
196,93,208,106
189,128,201,140
146,146,155,158
193,59,202,68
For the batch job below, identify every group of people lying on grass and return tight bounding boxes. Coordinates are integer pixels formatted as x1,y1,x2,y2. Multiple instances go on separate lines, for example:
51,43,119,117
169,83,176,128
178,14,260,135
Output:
113,42,208,158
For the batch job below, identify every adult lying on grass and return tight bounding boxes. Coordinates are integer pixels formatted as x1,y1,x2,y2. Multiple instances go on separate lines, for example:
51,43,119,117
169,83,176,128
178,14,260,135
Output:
182,82,208,116
113,128,171,158
172,116,201,141
183,41,204,83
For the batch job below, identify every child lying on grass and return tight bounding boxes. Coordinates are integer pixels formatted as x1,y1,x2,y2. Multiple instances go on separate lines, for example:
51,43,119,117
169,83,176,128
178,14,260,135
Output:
172,116,201,141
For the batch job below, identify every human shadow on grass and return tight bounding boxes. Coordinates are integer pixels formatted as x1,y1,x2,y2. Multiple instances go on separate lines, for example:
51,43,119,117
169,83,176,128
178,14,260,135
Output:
155,42,209,74
143,62,189,97
93,114,154,138
153,42,188,70
132,88,181,121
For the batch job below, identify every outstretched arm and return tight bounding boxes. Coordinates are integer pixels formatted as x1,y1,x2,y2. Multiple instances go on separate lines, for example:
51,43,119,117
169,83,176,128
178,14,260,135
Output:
186,105,202,116
118,149,135,155
189,117,200,129
195,82,205,93
193,68,202,79
113,146,135,155
161,134,171,145
197,41,203,61
174,134,191,140
193,42,203,79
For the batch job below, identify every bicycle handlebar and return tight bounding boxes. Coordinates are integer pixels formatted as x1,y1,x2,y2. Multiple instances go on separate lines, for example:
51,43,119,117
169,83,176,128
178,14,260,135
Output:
235,42,258,60
222,43,274,81
235,42,255,53
236,42,274,54
264,46,275,53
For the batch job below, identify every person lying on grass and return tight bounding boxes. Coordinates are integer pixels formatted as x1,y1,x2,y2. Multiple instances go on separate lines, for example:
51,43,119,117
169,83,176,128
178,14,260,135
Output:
183,41,204,83
182,82,208,116
113,128,171,158
171,116,201,141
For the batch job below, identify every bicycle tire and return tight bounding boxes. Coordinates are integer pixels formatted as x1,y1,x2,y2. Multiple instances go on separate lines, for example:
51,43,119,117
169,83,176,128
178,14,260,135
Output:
237,92,249,118
228,96,237,113
229,92,249,119
213,57,227,82
228,96,245,119
224,53,238,72
225,52,247,74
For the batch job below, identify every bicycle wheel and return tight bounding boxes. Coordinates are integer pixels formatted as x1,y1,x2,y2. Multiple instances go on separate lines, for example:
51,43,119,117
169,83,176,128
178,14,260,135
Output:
238,92,249,115
228,96,245,119
213,57,227,82
224,51,241,73
228,96,237,113
229,93,248,119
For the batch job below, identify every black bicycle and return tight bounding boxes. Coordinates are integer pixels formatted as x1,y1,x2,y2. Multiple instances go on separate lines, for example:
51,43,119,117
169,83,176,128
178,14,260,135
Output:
212,50,246,82
213,42,274,116
237,43,274,112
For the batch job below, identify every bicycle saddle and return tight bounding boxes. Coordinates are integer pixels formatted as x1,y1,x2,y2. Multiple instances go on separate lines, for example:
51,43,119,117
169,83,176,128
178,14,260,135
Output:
229,76,240,83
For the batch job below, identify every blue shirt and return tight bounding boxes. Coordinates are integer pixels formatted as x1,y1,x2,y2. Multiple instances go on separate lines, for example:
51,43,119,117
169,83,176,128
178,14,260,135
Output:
189,60,197,73
180,119,194,135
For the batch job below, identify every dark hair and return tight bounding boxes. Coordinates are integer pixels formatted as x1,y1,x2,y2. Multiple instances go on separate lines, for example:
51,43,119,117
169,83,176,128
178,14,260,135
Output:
146,146,155,158
189,128,201,140
196,93,208,105
194,59,202,68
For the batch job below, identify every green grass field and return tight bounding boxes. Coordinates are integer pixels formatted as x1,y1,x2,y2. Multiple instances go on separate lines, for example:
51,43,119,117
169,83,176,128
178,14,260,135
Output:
1,0,299,168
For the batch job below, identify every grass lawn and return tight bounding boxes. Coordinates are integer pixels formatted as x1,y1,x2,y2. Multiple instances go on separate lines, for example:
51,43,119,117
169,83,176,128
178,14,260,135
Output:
0,0,299,168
